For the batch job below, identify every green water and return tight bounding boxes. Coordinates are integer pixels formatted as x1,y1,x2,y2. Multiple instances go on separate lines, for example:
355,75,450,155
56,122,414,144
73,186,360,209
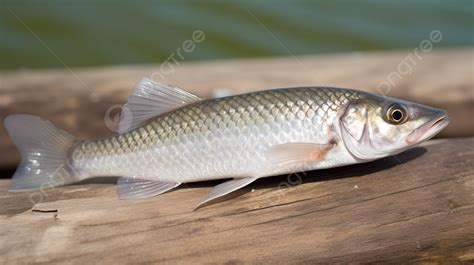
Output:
1,0,473,70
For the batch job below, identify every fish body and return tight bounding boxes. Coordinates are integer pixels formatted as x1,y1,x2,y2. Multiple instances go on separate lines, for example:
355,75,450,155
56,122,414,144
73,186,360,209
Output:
5,78,449,208
73,87,359,183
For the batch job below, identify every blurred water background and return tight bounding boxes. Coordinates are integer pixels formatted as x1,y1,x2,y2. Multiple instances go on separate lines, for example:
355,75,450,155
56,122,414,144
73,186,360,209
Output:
1,0,473,70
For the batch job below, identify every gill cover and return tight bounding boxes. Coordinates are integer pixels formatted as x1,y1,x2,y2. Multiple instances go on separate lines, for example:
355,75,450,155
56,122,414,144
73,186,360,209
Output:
339,101,388,161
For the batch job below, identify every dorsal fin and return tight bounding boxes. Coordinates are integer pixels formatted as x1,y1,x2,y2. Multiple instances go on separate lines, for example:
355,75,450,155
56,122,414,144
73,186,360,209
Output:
118,78,203,133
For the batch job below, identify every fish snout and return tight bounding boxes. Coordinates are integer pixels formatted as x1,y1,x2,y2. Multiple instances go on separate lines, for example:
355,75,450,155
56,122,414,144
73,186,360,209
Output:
406,108,449,144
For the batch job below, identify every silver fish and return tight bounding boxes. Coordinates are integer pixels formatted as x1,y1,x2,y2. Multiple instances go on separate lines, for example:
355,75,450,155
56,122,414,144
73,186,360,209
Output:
5,78,449,208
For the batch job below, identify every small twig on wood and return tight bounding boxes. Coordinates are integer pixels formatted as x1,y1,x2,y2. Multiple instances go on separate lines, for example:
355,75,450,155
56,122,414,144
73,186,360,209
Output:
31,208,58,213
32,208,59,220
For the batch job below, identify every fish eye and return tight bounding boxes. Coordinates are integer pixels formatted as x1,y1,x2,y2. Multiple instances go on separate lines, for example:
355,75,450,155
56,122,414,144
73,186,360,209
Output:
386,104,407,124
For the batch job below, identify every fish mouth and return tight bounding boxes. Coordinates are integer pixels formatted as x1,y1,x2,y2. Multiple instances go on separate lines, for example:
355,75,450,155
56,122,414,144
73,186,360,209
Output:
406,112,449,144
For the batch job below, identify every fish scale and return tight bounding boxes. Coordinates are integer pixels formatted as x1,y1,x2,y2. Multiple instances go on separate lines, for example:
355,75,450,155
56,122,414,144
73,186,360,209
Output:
71,87,361,182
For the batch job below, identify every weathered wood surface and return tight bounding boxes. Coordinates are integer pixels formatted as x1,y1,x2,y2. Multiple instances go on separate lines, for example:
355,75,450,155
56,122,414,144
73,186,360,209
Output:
1,137,473,264
0,48,473,167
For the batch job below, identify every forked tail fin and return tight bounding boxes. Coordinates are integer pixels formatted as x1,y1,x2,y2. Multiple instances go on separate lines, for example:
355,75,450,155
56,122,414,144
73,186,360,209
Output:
4,114,80,191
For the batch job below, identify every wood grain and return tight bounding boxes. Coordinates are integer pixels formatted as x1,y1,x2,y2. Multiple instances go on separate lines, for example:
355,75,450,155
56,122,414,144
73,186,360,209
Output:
0,48,473,168
1,137,473,264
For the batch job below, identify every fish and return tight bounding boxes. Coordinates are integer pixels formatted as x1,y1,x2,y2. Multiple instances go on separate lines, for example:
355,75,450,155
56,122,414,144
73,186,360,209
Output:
4,78,449,209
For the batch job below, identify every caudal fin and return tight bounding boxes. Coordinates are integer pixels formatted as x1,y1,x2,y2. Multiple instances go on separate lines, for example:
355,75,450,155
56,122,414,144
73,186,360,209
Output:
4,114,80,191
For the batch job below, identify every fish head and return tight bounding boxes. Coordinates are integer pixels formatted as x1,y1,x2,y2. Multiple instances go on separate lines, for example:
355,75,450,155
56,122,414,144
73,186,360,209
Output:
339,93,449,161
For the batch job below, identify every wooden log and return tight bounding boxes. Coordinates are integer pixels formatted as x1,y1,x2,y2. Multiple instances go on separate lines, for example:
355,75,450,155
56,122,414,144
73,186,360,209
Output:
0,48,473,168
0,137,473,264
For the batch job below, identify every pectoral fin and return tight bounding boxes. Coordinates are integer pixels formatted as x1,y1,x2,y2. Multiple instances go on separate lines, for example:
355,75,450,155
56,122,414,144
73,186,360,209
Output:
267,142,335,168
117,177,181,199
194,177,258,210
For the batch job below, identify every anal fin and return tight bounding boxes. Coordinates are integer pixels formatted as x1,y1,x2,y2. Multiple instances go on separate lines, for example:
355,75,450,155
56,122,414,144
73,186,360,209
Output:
194,177,258,210
117,177,180,199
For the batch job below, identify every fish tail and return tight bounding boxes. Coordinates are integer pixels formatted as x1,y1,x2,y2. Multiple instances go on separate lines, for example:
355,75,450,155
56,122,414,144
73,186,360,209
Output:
4,114,81,191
